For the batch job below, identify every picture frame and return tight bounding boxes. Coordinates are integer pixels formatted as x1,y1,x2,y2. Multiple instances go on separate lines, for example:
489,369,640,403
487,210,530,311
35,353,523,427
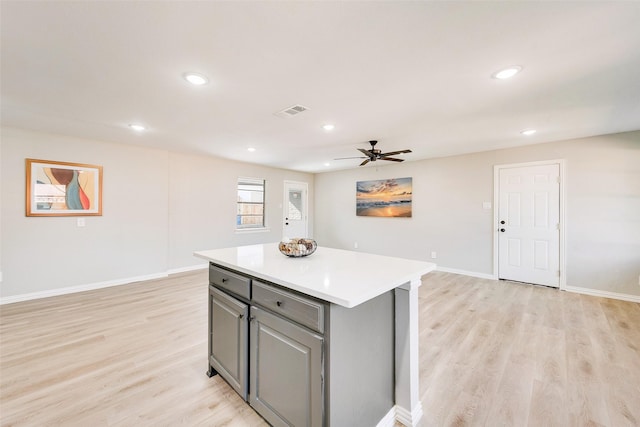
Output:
26,158,103,217
356,177,412,217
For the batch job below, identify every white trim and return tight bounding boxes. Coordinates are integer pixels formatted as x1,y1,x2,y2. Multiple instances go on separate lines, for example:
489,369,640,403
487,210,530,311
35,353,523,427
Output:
394,284,423,427
375,404,426,427
436,266,497,280
236,176,266,231
564,286,640,303
493,159,566,290
375,406,396,427
0,272,168,305
166,263,208,275
234,227,271,234
559,160,567,290
434,267,640,303
399,277,424,291
395,403,424,427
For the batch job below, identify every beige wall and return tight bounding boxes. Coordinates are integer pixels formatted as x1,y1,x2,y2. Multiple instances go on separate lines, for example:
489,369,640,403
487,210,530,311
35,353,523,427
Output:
2,127,637,301
168,151,313,269
0,127,313,300
314,131,640,298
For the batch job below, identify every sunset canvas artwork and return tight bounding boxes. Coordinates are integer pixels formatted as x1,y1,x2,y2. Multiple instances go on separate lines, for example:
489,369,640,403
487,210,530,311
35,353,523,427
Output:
356,177,412,217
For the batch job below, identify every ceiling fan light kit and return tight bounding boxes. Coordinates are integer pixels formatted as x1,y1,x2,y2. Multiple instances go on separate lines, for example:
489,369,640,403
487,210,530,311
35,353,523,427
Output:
335,140,412,166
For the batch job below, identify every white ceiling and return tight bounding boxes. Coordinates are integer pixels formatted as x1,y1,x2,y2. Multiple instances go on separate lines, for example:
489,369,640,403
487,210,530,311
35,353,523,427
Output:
2,1,640,173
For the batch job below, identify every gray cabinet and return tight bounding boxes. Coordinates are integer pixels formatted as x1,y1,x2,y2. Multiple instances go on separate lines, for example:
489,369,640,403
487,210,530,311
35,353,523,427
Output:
250,305,323,427
207,263,394,426
208,285,248,400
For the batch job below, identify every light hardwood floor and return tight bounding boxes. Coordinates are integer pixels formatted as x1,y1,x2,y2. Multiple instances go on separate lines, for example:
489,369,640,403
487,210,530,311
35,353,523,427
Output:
1,270,639,426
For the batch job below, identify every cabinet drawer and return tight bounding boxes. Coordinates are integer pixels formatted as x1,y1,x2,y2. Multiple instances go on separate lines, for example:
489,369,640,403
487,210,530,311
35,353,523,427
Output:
209,264,251,300
252,280,324,333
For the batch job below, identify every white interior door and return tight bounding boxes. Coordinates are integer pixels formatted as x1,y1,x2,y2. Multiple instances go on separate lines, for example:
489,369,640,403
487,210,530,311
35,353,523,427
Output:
498,163,560,287
282,181,308,239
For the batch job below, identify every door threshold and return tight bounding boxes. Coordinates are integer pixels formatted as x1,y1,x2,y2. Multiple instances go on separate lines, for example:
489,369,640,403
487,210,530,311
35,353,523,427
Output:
498,278,559,289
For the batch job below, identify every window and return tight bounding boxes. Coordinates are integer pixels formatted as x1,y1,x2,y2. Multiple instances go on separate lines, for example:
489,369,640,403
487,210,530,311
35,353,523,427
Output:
237,177,265,229
287,190,303,220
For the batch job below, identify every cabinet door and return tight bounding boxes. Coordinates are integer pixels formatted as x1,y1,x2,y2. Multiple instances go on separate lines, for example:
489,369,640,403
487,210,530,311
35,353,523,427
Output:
250,306,323,427
209,286,248,400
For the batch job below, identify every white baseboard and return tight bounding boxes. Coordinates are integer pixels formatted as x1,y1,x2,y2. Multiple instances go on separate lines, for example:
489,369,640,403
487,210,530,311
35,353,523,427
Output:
435,267,640,303
4,264,637,306
564,285,640,303
167,263,208,275
0,263,213,306
0,271,169,305
435,266,497,280
395,403,424,427
375,407,396,427
375,404,424,427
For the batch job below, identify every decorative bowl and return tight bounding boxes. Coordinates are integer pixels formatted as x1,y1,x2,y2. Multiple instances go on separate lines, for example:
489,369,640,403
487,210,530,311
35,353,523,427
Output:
279,238,317,257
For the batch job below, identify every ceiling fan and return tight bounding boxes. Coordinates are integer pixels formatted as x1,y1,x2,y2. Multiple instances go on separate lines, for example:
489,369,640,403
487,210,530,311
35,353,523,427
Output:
335,140,412,166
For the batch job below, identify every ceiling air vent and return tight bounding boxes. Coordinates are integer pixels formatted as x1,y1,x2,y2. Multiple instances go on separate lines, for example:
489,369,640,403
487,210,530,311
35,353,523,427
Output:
274,104,309,118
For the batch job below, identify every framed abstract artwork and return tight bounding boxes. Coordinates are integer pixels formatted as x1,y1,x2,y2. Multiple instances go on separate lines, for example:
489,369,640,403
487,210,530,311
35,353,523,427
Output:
26,159,103,216
356,177,412,217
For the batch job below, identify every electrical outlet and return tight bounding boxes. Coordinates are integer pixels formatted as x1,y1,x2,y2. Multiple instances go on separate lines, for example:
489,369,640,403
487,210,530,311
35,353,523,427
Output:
431,251,437,259
77,218,86,227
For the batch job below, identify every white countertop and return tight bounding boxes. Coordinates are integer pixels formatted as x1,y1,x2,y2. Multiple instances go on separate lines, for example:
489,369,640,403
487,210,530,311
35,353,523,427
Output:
194,243,436,308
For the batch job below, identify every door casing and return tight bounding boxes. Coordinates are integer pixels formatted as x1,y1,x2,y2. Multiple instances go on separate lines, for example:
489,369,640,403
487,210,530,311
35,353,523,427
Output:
493,159,566,289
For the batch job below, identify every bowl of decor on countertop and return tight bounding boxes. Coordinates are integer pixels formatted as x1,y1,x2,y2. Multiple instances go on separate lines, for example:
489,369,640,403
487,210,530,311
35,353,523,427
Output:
278,238,317,257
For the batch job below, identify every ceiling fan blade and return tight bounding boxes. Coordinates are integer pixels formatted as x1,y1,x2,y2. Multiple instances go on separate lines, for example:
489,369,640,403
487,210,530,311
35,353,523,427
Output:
340,142,411,166
379,149,412,157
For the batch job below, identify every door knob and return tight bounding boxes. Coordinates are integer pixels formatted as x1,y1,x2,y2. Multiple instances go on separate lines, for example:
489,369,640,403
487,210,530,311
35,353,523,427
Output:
500,228,506,232
285,222,289,225
500,220,505,224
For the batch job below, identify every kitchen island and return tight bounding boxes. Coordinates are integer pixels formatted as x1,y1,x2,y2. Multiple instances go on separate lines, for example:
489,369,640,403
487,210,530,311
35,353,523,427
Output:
195,243,436,427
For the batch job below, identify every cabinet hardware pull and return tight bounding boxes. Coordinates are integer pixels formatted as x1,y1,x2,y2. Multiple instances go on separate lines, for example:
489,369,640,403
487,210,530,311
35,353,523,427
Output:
221,278,228,283
239,314,244,319
249,316,256,321
276,300,283,307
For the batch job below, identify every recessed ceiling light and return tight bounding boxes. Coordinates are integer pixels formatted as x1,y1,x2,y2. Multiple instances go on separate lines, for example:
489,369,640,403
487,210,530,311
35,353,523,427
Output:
247,147,256,152
183,72,209,86
492,66,523,80
322,124,335,131
520,128,537,136
324,162,331,167
129,123,146,132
